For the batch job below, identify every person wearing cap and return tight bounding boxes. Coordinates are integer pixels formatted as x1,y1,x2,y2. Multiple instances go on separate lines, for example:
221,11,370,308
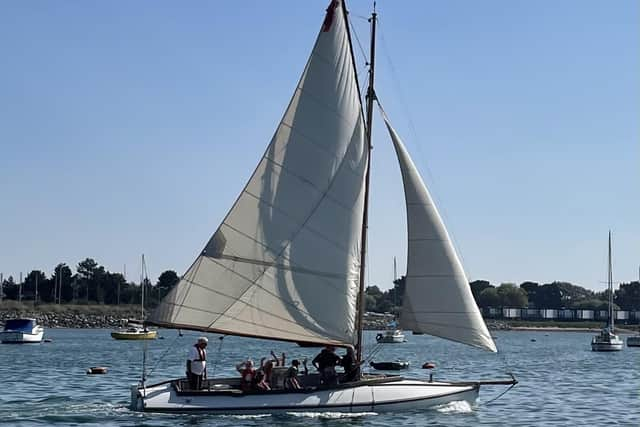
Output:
186,337,208,390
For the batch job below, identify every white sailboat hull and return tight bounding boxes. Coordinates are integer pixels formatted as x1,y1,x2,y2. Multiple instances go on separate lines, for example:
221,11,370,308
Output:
591,333,623,351
591,342,623,351
132,378,479,414
0,329,44,344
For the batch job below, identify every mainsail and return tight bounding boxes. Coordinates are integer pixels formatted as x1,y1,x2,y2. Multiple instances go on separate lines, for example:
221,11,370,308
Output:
150,1,367,346
380,109,497,352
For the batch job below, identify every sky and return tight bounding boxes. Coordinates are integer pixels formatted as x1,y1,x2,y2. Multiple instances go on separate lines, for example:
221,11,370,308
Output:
0,0,638,292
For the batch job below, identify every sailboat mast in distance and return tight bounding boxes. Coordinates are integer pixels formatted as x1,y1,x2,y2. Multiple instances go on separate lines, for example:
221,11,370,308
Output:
608,231,613,331
356,3,377,365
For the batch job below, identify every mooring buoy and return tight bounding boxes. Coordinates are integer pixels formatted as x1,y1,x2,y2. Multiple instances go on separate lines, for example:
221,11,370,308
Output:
87,366,108,375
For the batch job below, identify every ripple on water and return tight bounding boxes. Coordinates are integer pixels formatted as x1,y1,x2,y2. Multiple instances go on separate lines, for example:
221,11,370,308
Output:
1,329,640,427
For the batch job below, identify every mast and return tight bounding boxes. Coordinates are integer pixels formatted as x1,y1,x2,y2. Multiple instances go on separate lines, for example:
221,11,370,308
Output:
141,254,145,320
608,231,614,331
355,3,377,364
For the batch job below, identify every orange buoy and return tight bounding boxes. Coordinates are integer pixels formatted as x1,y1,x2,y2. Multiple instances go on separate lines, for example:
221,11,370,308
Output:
421,362,436,369
87,366,108,375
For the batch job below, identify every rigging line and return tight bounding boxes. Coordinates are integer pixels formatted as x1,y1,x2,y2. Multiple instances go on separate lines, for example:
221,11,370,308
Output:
146,330,183,378
377,19,474,279
481,375,518,406
210,335,226,379
349,16,368,64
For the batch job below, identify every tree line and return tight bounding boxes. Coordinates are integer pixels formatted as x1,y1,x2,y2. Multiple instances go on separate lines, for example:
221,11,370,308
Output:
3,260,639,313
365,277,640,314
0,258,180,307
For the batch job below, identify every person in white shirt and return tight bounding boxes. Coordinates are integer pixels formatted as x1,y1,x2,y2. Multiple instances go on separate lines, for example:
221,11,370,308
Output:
186,337,208,390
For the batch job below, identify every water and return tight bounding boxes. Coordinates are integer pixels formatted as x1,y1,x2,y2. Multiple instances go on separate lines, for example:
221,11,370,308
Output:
0,329,638,426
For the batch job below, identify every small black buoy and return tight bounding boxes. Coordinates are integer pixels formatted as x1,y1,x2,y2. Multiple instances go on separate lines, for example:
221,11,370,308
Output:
87,367,108,375
531,338,536,342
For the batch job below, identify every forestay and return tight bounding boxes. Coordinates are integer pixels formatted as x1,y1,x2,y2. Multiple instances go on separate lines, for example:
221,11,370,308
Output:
380,108,496,352
149,1,367,346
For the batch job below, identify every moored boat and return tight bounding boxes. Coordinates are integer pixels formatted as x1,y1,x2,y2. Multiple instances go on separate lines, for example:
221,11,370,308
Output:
591,232,623,352
0,318,44,344
111,324,158,340
375,329,406,343
370,360,410,370
111,255,157,340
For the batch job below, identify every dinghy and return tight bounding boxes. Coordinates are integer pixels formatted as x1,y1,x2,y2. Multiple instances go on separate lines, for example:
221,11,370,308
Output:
131,0,516,414
370,360,410,371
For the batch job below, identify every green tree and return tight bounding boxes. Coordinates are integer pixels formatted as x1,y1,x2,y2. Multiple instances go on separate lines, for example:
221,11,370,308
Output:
1,276,18,300
520,281,538,307
615,281,640,310
478,287,501,308
535,283,562,308
102,272,127,305
497,283,528,308
23,270,47,304
156,270,180,301
51,263,73,303
470,280,493,304
571,299,610,310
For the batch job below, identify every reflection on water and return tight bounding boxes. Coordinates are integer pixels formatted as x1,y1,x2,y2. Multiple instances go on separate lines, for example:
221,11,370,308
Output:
0,329,638,426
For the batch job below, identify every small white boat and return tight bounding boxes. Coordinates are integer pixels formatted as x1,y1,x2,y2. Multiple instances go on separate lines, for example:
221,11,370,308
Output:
376,329,406,343
591,232,623,352
626,335,640,347
591,328,623,351
0,318,44,344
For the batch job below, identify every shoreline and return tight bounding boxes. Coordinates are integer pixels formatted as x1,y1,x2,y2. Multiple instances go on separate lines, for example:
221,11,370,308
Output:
1,304,638,333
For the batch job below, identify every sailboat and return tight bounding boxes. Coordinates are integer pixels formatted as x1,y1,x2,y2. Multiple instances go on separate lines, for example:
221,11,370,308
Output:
591,232,623,352
111,255,157,340
131,0,516,413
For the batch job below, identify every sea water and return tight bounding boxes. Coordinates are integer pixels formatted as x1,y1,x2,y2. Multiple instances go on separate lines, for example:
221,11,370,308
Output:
0,329,638,426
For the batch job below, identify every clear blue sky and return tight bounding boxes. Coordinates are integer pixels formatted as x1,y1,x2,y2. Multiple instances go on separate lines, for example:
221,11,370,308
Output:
1,1,638,291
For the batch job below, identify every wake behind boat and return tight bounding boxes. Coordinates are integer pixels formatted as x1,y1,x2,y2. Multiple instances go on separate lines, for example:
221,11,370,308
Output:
0,318,44,344
131,0,516,413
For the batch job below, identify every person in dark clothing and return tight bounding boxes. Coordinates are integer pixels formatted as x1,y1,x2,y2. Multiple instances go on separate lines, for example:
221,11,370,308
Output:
340,345,360,383
312,345,341,386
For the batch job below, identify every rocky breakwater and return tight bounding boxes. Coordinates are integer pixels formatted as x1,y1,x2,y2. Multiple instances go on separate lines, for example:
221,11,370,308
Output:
0,304,142,329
